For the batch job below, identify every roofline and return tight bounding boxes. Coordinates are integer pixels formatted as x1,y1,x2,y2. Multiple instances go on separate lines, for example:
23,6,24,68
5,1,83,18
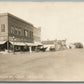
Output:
0,13,34,27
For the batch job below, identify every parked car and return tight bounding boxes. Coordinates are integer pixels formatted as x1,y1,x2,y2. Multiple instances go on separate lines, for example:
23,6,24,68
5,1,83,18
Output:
49,46,56,51
36,46,47,52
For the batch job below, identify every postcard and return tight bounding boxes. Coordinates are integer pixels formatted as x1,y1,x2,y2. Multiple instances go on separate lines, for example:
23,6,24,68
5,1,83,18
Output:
0,1,84,82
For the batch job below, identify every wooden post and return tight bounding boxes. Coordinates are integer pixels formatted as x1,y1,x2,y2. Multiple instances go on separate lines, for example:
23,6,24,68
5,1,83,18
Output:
7,41,9,52
13,36,15,54
29,46,32,53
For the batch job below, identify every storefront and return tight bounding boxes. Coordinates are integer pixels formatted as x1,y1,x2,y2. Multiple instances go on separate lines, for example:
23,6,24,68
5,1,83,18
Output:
0,41,42,52
0,41,7,51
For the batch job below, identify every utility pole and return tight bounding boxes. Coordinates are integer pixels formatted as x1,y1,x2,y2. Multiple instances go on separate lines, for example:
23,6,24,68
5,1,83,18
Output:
7,41,9,52
7,35,9,52
13,36,15,54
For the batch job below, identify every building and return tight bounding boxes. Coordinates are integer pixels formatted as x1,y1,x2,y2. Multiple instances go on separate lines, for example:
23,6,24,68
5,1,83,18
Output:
0,13,42,52
31,27,42,51
42,39,67,51
33,27,42,45
42,40,55,51
54,39,67,50
69,43,76,49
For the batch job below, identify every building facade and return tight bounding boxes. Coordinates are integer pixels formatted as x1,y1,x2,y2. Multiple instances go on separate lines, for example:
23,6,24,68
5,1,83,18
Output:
33,27,41,44
0,13,41,52
42,39,67,51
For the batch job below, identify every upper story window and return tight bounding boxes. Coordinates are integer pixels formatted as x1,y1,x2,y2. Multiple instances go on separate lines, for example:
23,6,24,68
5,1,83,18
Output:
11,26,14,34
29,31,31,38
24,30,28,37
14,28,18,35
18,31,21,36
14,26,18,35
18,28,22,36
15,29,17,35
30,31,33,38
27,30,30,38
1,24,5,32
31,32,33,37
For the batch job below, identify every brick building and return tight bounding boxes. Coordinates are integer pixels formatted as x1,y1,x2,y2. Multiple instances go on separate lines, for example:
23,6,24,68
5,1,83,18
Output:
0,13,41,52
33,27,41,45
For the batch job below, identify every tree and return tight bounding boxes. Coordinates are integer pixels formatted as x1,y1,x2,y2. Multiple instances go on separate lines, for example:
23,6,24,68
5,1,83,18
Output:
74,42,83,48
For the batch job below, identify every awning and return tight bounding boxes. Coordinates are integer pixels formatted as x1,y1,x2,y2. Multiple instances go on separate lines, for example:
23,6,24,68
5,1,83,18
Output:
10,42,35,46
10,41,43,46
38,42,43,45
0,41,6,45
34,42,43,46
10,42,26,46
26,42,43,46
25,43,35,46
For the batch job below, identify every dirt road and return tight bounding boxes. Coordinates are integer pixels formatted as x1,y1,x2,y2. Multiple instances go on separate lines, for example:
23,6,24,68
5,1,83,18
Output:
0,49,84,81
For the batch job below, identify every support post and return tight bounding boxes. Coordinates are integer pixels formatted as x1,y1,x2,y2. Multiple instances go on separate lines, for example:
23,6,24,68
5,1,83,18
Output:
13,36,15,54
7,41,9,52
7,35,9,52
13,42,15,54
29,46,32,53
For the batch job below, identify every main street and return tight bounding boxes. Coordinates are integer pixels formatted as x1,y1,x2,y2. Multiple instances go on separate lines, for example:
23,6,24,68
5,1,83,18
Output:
0,49,84,81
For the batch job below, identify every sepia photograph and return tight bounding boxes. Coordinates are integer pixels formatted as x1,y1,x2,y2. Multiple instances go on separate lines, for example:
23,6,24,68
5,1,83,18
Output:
0,1,84,82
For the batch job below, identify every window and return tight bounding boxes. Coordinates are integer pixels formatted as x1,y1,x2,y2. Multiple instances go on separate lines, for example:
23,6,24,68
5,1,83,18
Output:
1,24,5,32
27,30,29,38
30,31,33,38
11,26,14,34
14,29,17,35
18,31,21,36
29,31,31,38
14,27,18,35
24,30,27,37
18,28,21,36
27,30,33,38
31,32,33,37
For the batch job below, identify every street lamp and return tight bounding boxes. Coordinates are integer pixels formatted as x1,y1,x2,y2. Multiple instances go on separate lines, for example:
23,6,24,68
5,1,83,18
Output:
13,36,15,54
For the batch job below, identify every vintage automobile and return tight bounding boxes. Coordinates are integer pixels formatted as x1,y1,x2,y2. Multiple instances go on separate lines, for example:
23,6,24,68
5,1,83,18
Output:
36,46,47,52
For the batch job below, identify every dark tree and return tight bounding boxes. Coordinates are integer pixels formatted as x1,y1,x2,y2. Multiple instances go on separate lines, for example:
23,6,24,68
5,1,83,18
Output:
74,42,83,48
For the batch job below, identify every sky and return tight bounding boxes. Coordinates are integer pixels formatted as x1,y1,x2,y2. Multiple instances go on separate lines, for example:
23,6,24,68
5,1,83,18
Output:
0,2,84,44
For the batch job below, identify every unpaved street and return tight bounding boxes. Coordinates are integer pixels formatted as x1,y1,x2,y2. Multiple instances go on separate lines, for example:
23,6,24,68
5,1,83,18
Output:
0,49,84,81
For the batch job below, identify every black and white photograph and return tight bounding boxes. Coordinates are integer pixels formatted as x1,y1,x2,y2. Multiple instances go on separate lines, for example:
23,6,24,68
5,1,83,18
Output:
0,1,84,81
